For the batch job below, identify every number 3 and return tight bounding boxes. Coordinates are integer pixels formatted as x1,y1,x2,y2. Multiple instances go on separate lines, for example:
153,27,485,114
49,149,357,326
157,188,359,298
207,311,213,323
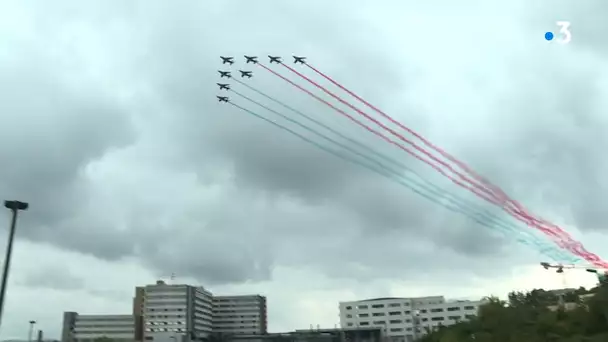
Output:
556,21,571,44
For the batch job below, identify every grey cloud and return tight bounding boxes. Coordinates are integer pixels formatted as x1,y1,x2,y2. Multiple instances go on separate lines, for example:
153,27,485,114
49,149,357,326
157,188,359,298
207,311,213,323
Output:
1,0,606,288
18,265,85,291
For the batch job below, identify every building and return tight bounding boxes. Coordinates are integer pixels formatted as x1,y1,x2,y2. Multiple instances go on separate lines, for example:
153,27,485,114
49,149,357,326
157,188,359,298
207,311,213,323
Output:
61,312,136,342
61,281,266,342
212,295,268,336
140,280,214,342
339,296,485,342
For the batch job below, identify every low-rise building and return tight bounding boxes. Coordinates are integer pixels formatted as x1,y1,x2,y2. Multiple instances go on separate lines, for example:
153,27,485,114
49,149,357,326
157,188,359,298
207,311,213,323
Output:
61,312,136,342
339,296,485,342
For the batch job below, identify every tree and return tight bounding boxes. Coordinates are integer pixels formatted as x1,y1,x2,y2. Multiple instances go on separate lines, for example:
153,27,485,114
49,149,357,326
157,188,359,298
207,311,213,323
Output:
418,284,608,341
93,337,115,342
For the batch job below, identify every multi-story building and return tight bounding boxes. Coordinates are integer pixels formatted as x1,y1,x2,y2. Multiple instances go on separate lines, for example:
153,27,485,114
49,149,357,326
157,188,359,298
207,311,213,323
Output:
61,281,267,342
140,280,214,342
61,312,136,342
339,296,485,342
212,295,268,336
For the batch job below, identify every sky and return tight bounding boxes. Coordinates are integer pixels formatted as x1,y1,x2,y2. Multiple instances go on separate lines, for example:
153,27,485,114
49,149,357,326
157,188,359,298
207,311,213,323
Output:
0,0,608,339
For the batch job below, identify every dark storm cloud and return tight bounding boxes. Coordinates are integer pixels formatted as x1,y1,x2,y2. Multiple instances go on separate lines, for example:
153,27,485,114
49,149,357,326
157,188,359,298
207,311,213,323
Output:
1,0,607,286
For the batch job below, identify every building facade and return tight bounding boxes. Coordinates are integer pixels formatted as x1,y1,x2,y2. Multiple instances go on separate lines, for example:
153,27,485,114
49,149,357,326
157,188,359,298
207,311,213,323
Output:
61,312,136,342
212,295,268,336
141,281,214,342
339,297,484,342
61,281,267,342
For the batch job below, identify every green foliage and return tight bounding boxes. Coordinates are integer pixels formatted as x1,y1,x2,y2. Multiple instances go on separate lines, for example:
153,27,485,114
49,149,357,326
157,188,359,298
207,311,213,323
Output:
418,283,608,342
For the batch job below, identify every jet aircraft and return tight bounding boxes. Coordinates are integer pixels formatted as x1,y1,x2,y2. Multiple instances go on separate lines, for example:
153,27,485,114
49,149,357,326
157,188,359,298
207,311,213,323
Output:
293,56,306,64
220,56,234,65
217,96,229,102
244,55,258,64
268,55,282,64
239,70,253,78
217,83,230,90
218,70,231,78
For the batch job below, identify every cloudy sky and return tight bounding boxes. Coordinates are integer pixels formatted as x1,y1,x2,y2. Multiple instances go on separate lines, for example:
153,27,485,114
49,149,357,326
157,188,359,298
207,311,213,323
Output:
1,0,608,339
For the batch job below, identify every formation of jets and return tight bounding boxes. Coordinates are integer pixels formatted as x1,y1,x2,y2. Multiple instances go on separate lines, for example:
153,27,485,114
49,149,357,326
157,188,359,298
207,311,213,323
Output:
220,56,234,65
217,55,307,103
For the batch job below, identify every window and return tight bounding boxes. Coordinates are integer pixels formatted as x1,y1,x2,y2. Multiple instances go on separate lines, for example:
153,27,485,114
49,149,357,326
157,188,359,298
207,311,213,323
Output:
448,316,461,320
371,304,385,309
358,305,368,310
446,307,460,311
465,314,476,319
404,311,411,315
390,328,403,332
346,314,352,318
388,303,401,307
346,306,353,310
430,308,443,313
373,321,386,325
420,310,427,313
389,311,401,316
372,313,385,317
360,322,369,326
421,318,428,322
431,317,444,321
359,313,369,318
405,328,412,332
464,306,475,310
347,323,353,327
405,319,411,323
389,320,402,324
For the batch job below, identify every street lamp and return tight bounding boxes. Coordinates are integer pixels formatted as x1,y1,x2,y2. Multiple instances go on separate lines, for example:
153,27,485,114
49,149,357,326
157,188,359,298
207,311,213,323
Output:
28,320,36,342
0,200,29,329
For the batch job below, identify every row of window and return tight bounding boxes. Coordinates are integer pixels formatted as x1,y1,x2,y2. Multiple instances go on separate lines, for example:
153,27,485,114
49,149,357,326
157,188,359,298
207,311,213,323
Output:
346,314,476,327
345,306,476,318
346,303,475,313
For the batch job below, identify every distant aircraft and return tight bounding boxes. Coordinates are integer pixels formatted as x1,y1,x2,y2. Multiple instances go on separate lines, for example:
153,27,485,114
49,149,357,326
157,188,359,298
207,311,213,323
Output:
239,70,253,78
218,70,231,78
217,83,230,90
268,55,282,64
217,96,229,102
244,55,258,64
220,56,234,65
293,56,306,64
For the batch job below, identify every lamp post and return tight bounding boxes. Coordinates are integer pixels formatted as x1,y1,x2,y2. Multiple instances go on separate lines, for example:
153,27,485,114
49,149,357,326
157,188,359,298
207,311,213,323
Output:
0,200,29,329
28,320,36,342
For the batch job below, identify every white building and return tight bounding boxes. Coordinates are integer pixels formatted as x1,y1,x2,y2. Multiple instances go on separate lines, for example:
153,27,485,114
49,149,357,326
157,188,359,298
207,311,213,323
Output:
339,296,485,342
141,280,214,342
61,312,136,342
212,295,267,336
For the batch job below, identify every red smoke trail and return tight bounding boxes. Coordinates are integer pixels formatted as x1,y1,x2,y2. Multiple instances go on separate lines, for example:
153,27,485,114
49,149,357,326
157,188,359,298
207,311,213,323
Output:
254,63,499,204
271,63,500,204
256,62,608,268
303,62,573,243
256,64,546,233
